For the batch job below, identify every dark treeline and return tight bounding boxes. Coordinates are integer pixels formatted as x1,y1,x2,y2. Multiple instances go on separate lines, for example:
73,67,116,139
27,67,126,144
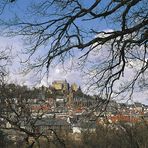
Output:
0,123,148,148
0,83,50,100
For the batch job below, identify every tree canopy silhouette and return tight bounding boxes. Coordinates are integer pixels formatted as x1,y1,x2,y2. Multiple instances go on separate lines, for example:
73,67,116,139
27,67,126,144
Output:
1,0,148,100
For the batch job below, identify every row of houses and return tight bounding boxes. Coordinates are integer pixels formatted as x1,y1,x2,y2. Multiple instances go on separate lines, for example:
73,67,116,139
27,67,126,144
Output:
0,81,148,143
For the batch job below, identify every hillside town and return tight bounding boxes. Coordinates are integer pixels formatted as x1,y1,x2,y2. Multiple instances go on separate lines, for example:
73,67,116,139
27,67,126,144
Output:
0,80,148,145
0,0,148,147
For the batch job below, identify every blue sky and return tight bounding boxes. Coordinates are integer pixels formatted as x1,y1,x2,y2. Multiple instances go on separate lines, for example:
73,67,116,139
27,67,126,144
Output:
0,0,148,104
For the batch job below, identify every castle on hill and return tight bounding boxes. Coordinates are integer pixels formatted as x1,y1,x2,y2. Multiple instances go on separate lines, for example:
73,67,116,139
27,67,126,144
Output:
51,80,78,92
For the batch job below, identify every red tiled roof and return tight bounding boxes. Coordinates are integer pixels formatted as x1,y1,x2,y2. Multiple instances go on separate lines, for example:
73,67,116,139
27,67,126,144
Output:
108,114,140,123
